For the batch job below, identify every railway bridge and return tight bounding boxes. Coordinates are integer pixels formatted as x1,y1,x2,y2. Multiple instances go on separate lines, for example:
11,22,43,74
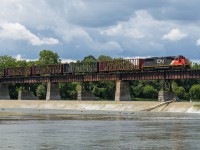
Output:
0,69,200,101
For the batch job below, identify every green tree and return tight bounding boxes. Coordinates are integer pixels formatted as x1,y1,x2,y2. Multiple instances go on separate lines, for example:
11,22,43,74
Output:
143,85,158,98
16,60,28,67
37,50,61,65
174,86,188,99
59,83,77,100
91,81,115,100
98,55,112,61
189,84,200,100
192,63,200,69
82,55,96,62
0,55,16,69
36,84,46,99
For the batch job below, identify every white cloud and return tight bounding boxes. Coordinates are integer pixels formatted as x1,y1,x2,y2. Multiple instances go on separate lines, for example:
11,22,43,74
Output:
191,59,200,64
57,26,92,43
196,39,200,46
61,58,77,63
15,54,22,60
162,28,187,41
91,41,123,53
0,22,59,45
0,1,200,60
101,22,144,39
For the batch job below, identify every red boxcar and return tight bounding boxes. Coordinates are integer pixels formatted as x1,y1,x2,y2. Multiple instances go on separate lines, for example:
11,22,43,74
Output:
4,67,31,77
99,59,143,72
31,64,63,75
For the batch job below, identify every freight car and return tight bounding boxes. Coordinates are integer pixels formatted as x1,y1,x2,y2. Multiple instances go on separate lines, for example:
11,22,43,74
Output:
31,64,63,76
99,59,143,72
4,67,31,76
1,55,190,77
63,62,98,74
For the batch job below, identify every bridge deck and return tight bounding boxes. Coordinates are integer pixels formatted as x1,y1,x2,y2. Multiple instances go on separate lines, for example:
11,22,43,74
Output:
0,69,200,83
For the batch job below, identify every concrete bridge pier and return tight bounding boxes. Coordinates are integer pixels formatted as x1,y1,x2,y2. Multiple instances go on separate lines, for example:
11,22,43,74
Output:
158,80,179,102
18,85,37,100
77,90,99,100
115,80,131,101
77,83,98,100
0,84,10,100
18,89,38,100
46,82,61,100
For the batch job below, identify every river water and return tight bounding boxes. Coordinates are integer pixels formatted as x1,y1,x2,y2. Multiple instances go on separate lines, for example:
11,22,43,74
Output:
0,109,200,150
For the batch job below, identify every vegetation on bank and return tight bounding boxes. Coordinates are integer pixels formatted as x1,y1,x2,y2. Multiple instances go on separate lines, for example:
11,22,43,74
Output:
193,105,200,110
1,50,200,101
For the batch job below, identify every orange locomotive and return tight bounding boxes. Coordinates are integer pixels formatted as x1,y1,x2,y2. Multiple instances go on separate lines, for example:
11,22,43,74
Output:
142,55,190,70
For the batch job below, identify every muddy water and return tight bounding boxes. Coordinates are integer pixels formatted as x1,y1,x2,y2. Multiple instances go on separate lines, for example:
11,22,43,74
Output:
0,109,200,150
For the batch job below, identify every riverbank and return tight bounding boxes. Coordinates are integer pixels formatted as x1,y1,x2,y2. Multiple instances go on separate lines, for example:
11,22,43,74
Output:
0,100,200,113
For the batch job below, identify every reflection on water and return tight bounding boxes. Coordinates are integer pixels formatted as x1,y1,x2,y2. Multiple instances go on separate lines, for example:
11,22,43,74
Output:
0,109,200,150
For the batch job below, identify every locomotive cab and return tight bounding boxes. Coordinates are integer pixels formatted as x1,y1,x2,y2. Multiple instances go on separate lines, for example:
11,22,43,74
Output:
171,55,190,69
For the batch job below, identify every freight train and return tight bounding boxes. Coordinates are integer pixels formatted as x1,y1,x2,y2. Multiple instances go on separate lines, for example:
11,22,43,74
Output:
2,55,190,77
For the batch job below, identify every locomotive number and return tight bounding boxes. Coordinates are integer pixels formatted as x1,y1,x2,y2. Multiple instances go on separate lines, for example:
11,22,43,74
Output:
157,59,164,64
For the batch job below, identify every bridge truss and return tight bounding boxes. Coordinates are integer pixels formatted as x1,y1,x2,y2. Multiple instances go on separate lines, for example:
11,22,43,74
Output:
0,69,200,84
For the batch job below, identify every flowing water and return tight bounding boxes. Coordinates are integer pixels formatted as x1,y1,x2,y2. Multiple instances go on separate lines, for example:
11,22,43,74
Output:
0,109,200,150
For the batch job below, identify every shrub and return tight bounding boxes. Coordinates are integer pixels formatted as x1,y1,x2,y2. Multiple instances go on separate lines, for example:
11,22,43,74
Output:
143,85,158,98
189,84,200,100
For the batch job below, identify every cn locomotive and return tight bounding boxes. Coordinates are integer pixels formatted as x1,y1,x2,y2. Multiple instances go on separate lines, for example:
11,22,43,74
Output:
2,55,190,77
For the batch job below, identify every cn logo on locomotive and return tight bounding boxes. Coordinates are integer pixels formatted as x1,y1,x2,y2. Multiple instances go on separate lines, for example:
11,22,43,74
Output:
157,59,164,64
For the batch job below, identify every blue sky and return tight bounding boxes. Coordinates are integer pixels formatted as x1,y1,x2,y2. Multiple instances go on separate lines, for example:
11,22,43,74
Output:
0,0,200,62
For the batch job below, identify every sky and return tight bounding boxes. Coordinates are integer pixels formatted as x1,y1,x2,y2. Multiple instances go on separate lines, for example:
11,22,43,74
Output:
0,0,200,62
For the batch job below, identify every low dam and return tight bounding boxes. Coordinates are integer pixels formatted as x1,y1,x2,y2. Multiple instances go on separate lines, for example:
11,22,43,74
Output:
0,100,200,113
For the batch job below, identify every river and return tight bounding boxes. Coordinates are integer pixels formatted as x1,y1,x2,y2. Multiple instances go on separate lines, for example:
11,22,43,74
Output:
0,109,200,150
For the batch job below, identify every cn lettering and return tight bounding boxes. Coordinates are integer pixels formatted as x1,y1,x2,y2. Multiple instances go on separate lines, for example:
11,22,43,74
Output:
157,59,164,64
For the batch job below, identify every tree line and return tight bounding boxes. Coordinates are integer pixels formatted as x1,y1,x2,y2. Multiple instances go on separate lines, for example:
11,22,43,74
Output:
1,50,200,101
